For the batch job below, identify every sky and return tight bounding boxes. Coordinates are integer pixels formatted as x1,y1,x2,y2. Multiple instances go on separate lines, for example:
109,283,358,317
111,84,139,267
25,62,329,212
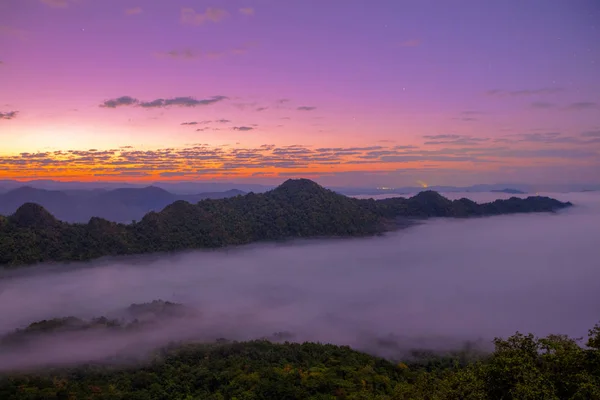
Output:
0,0,599,187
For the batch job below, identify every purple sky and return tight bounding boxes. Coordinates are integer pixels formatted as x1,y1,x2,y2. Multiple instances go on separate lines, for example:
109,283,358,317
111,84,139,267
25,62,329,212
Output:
0,0,599,186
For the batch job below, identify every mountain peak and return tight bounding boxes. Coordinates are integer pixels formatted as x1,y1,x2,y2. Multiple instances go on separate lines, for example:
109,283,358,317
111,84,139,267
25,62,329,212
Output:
275,179,326,193
411,190,447,200
10,202,59,228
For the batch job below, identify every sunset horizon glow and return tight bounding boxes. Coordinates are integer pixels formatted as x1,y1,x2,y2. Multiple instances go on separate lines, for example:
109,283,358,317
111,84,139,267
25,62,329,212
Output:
1,0,599,187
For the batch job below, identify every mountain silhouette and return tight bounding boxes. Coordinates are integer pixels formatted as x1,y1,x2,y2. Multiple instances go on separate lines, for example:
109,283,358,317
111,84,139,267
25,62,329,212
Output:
0,186,245,223
0,179,572,267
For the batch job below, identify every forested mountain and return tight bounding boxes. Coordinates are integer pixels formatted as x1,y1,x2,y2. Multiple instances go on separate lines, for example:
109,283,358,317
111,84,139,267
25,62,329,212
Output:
0,179,572,267
0,310,598,399
0,186,244,223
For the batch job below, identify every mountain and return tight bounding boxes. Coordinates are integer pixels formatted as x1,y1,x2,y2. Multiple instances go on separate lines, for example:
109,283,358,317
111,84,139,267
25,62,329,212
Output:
4,178,600,196
0,179,572,267
0,186,245,223
491,188,526,194
0,179,271,194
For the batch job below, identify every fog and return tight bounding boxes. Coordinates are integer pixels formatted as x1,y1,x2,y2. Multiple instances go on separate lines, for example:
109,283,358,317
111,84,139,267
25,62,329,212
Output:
1,191,599,371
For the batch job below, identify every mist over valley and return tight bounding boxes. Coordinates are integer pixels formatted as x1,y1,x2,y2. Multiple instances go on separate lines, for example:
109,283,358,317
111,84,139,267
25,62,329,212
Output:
1,191,597,372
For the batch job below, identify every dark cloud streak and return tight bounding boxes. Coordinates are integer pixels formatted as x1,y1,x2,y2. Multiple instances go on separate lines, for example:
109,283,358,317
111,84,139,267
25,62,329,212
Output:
100,95,228,109
0,111,18,120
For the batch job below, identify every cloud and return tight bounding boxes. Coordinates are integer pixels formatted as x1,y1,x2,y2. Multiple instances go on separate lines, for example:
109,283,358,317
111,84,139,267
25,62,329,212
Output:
239,7,255,15
399,39,421,47
486,87,564,97
513,132,580,144
1,200,599,372
0,61,4,66
581,130,600,138
0,111,18,120
256,107,268,112
166,96,227,107
297,106,316,111
155,42,254,61
461,111,484,115
379,155,478,163
125,7,143,15
424,134,461,140
531,101,556,109
154,49,200,60
181,122,198,125
232,126,254,131
40,0,69,7
101,95,228,109
138,99,165,108
2,137,598,181
181,7,229,25
216,119,231,124
422,134,489,146
564,102,597,111
100,96,139,108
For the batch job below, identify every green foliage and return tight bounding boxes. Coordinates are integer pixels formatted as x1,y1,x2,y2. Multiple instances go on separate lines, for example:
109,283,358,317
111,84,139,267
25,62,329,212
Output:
0,179,572,267
0,324,598,399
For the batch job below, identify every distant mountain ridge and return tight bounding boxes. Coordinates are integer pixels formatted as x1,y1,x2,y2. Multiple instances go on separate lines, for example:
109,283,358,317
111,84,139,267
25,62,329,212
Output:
0,179,572,267
1,178,599,196
490,188,526,194
0,186,245,223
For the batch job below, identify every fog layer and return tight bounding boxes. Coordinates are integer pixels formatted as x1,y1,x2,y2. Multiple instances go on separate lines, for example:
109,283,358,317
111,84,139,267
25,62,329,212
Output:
1,192,599,370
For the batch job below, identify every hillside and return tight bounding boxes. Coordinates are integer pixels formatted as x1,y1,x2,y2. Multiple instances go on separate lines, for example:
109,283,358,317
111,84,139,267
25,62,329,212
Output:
0,317,598,399
0,179,572,267
0,186,244,223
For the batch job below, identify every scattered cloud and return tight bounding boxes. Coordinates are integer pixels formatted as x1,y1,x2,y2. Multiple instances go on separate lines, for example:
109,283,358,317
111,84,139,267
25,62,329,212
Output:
155,42,254,61
2,139,598,181
125,7,143,15
181,7,229,25
40,0,69,8
495,131,600,145
100,96,139,108
100,95,228,109
399,39,421,47
422,134,489,146
216,119,231,124
424,134,460,140
232,126,254,131
515,132,579,144
453,117,478,122
0,111,18,120
581,130,600,138
564,102,597,111
154,49,200,60
531,101,556,109
256,107,268,112
486,87,564,97
297,106,316,111
181,121,198,125
461,111,484,115
239,7,255,15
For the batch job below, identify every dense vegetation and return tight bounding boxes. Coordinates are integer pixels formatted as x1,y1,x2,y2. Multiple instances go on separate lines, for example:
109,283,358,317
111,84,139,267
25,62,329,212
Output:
0,179,572,267
0,317,598,399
